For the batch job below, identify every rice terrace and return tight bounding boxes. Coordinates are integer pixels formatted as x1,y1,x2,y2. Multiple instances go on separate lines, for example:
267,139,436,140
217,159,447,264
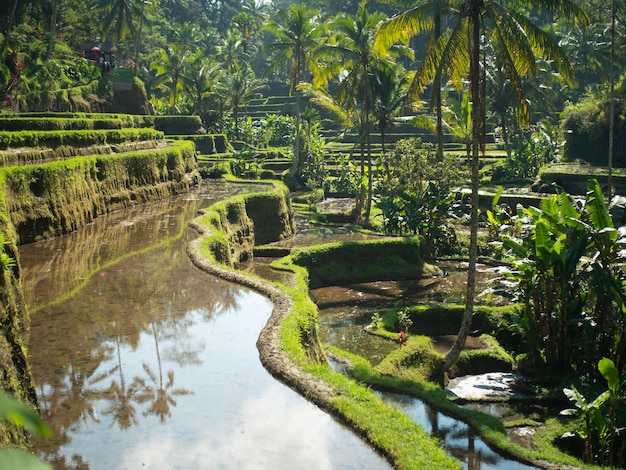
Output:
0,0,625,469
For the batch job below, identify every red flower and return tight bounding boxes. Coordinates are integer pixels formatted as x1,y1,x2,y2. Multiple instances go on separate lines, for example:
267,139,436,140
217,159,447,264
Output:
397,331,408,346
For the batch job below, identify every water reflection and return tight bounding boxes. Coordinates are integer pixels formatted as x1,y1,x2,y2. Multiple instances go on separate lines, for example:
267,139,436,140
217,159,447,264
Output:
378,391,538,470
24,182,390,470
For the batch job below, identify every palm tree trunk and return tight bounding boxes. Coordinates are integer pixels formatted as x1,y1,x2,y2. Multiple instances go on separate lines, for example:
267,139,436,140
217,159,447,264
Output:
134,0,146,76
500,112,511,159
1,0,19,56
434,10,444,161
289,89,302,179
608,0,615,198
47,0,59,61
444,6,481,372
365,130,373,218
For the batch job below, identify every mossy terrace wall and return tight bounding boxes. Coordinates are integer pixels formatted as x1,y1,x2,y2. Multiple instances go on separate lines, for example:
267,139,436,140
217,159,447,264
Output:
286,237,438,288
0,112,201,448
2,140,197,244
191,181,296,267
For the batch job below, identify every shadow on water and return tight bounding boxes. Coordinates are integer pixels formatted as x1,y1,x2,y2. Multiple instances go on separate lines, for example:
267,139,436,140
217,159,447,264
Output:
22,182,390,470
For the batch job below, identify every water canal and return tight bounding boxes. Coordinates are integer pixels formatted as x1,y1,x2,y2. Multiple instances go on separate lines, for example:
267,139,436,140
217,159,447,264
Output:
21,181,390,470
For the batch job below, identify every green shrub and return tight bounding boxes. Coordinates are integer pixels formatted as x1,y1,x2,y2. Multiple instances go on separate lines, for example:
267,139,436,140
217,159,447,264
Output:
560,79,626,167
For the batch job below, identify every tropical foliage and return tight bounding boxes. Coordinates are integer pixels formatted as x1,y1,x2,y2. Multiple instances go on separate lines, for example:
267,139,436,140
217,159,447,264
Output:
2,0,626,466
494,180,626,378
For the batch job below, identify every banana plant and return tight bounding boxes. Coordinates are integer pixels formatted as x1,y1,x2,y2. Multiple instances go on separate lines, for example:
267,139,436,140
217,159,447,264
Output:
561,357,625,465
498,179,626,374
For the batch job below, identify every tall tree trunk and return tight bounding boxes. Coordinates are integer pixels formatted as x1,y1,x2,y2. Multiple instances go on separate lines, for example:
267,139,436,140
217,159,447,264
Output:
288,89,302,179
444,6,481,372
134,0,146,76
365,130,373,219
608,0,615,198
434,10,444,161
500,112,510,159
288,55,303,180
47,0,59,61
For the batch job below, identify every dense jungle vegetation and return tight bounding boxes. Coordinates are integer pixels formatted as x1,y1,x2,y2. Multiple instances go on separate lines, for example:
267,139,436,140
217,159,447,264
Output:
2,0,626,468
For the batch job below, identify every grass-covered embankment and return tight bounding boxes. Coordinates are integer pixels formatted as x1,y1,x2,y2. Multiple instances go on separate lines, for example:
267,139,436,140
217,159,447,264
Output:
284,237,440,288
0,127,163,151
330,347,591,470
187,186,458,469
1,139,198,243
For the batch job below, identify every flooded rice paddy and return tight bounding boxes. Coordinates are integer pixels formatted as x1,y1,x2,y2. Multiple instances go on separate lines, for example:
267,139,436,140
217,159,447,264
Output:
21,183,390,470
21,188,542,470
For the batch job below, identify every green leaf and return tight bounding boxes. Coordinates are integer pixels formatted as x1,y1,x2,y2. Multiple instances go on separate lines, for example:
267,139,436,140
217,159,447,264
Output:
590,390,610,409
0,448,52,470
0,393,51,438
586,179,614,233
563,386,587,410
502,236,527,258
598,357,620,393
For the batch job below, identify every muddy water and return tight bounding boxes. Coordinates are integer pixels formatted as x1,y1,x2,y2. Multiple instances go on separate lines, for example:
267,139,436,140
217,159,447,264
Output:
316,261,539,470
315,262,502,364
22,182,390,470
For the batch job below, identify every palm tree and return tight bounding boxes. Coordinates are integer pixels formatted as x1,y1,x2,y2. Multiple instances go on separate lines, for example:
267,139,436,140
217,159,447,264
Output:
218,62,267,140
264,3,323,181
133,0,148,74
217,28,255,66
371,62,411,162
95,0,142,42
379,0,586,371
317,0,409,219
186,53,223,117
442,86,472,158
375,0,454,161
151,43,191,109
46,0,59,60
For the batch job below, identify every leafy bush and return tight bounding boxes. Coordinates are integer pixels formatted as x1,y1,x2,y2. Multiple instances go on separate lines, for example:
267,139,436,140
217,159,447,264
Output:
492,119,561,180
376,139,467,257
559,78,626,167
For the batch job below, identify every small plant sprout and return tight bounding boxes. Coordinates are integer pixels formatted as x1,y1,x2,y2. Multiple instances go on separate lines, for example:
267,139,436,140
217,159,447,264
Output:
397,331,408,347
369,312,382,329
396,308,413,333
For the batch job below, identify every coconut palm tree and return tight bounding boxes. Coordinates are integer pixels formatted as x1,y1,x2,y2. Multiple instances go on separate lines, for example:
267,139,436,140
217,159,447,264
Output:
217,62,267,140
375,0,454,161
95,0,142,42
378,0,586,371
151,42,191,109
370,61,412,167
317,0,410,219
264,3,323,182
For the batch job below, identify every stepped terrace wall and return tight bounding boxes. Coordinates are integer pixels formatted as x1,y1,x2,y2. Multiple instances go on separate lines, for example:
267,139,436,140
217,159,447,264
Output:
0,128,165,167
0,117,199,451
2,140,198,244
286,237,439,288
189,181,295,267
